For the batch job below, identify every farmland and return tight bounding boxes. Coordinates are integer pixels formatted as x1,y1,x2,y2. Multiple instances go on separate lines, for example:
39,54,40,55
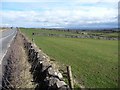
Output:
21,28,118,88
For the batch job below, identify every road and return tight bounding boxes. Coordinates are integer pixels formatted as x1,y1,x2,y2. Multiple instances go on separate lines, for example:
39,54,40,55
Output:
0,28,17,89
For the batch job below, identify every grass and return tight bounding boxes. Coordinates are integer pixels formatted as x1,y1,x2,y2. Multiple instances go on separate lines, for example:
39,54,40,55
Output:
21,28,118,88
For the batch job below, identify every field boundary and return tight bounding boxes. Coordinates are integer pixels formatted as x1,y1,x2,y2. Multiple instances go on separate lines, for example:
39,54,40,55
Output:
20,30,71,89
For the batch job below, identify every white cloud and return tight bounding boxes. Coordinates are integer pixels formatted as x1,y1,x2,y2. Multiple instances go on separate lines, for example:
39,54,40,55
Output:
1,0,118,28
1,4,117,28
0,23,10,27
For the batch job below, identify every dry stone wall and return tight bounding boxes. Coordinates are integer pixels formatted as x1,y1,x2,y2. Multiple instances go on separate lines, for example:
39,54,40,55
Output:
33,32,119,40
20,31,70,90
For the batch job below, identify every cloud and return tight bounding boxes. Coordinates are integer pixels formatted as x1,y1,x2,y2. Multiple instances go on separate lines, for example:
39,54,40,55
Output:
1,0,118,28
1,5,117,28
0,23,10,27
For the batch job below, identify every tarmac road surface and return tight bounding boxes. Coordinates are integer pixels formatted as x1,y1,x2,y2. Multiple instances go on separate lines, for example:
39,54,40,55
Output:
0,28,17,89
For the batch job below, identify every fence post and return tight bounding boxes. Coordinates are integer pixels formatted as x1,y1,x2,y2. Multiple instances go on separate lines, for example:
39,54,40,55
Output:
67,66,74,90
32,38,34,42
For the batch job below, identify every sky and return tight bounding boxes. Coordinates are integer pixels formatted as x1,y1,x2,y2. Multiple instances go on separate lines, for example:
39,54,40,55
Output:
0,0,119,29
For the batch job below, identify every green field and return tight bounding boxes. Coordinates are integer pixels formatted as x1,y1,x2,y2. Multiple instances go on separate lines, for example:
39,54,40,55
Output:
21,28,118,88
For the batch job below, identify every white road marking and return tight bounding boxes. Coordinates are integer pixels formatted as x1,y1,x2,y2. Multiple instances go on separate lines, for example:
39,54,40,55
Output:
0,30,15,41
0,30,17,64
